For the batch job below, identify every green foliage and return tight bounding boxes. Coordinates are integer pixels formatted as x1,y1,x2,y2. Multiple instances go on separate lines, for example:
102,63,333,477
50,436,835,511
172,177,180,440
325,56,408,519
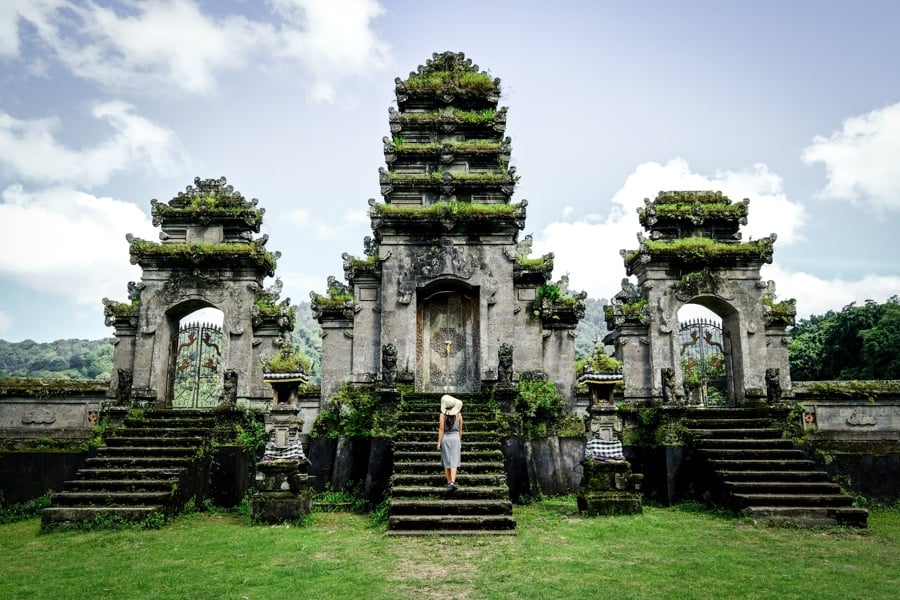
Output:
375,200,521,220
789,296,900,380
396,107,498,125
311,384,378,438
515,379,565,437
402,69,497,93
262,344,311,374
0,491,52,524
234,419,267,453
129,238,278,275
0,339,113,380
79,418,110,451
576,344,621,375
625,236,774,267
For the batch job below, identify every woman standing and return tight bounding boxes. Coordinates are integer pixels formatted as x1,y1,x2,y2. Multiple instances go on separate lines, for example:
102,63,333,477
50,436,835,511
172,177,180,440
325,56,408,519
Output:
436,394,463,491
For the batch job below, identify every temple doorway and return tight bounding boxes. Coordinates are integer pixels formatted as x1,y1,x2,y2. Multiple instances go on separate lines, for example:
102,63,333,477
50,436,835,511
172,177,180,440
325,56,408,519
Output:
677,304,734,406
168,308,225,409
416,286,480,393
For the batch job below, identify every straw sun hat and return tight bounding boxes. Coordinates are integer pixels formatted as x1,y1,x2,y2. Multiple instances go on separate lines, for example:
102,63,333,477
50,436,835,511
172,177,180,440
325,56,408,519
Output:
440,394,463,415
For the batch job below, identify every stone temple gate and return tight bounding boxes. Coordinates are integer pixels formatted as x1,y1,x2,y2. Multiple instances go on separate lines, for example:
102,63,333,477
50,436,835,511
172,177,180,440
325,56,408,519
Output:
311,51,585,404
605,191,796,406
103,177,295,408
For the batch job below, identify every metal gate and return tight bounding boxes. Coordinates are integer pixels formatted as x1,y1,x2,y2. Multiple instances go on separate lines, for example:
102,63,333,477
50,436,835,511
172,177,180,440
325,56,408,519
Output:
170,321,223,409
679,318,731,406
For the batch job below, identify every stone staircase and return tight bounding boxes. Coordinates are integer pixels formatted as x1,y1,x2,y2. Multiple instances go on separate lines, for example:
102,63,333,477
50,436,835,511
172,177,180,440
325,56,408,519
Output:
387,393,516,536
684,408,868,527
42,410,214,531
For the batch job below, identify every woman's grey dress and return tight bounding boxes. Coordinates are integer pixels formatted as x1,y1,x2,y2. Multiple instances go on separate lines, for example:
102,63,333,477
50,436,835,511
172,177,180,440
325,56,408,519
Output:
441,414,461,468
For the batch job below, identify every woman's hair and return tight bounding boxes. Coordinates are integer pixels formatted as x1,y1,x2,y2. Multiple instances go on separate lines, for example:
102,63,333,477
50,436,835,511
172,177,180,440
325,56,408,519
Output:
444,411,456,430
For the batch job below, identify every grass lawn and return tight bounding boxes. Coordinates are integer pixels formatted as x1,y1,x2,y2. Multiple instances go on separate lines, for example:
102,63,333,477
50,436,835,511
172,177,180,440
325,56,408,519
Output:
1,499,897,600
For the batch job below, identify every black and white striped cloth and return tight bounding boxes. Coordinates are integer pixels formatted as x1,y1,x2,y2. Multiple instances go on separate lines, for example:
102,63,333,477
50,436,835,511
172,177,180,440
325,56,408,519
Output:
584,438,625,461
260,441,310,464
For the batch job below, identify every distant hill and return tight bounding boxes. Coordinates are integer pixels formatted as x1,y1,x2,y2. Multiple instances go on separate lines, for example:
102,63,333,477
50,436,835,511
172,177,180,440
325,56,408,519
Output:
0,338,113,380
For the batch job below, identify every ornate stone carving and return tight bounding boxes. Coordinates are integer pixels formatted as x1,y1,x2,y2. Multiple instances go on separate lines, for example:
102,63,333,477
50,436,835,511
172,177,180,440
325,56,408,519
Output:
497,343,514,387
846,412,877,427
414,239,476,280
661,368,677,405
116,368,133,405
220,369,238,408
765,368,782,403
381,343,398,389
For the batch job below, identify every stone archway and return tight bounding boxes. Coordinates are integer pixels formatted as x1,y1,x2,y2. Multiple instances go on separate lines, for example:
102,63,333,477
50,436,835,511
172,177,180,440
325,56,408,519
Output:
416,282,480,393
606,191,796,406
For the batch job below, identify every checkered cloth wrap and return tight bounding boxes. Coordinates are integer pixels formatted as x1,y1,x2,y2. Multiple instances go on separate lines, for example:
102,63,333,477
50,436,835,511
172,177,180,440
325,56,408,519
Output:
260,441,310,464
584,438,625,461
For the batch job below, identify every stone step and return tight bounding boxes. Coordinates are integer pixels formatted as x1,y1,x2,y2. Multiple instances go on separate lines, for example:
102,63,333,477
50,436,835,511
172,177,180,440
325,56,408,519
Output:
714,470,830,482
109,427,212,438
385,529,517,537
698,438,795,450
105,436,206,447
77,467,187,480
707,458,818,471
388,514,516,532
393,461,505,474
700,448,806,461
684,418,773,430
395,430,498,441
95,446,200,457
124,417,214,429
398,419,498,432
391,485,509,500
393,450,503,462
723,481,842,495
64,479,177,492
41,506,165,530
51,490,173,506
85,456,194,469
688,428,781,440
390,498,512,516
395,440,499,452
746,506,869,528
732,493,855,508
392,473,507,487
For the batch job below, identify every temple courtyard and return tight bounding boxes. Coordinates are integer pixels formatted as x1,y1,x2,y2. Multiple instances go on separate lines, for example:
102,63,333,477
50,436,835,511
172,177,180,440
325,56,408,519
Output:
2,498,898,600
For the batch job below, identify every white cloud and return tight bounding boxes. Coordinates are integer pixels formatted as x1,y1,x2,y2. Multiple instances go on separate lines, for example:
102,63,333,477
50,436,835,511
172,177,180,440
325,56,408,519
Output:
532,158,806,300
7,0,392,101
762,264,900,320
0,310,12,335
0,102,188,187
0,184,156,304
803,101,900,213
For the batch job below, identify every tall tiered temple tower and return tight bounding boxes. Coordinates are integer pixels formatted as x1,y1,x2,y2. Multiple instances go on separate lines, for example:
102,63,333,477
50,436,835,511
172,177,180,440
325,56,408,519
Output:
313,52,584,404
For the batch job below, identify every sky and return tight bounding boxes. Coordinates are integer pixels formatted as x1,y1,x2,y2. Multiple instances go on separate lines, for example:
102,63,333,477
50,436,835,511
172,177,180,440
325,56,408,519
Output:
1,0,899,343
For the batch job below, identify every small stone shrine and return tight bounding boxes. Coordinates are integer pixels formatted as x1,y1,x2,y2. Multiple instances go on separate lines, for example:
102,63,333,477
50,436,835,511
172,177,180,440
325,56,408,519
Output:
312,52,585,403
605,191,796,406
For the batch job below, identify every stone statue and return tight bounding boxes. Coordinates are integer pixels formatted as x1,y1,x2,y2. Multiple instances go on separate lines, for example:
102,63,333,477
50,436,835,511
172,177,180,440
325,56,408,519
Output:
766,368,781,404
116,368,133,406
221,369,238,408
661,368,676,405
497,343,514,387
382,343,398,389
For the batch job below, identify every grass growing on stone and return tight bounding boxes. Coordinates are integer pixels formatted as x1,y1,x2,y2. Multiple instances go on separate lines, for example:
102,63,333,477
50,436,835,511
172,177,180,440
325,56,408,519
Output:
1,500,898,600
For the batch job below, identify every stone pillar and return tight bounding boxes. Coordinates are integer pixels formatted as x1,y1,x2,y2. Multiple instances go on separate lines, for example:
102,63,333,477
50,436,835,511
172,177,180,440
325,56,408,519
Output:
250,462,314,524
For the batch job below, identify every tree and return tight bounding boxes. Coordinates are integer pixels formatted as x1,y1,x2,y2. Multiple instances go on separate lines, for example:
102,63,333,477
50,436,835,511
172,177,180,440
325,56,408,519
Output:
789,296,900,381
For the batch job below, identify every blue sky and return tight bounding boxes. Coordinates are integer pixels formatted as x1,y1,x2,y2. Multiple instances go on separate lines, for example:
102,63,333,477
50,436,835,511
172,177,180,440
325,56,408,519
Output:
1,0,899,342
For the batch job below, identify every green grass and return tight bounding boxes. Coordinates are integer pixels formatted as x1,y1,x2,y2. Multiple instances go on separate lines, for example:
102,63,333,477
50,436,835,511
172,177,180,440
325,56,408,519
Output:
2,500,898,599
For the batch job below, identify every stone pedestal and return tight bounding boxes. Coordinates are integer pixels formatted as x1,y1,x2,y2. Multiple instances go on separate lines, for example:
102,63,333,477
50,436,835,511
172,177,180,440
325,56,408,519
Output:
250,462,314,524
587,404,623,442
577,460,643,516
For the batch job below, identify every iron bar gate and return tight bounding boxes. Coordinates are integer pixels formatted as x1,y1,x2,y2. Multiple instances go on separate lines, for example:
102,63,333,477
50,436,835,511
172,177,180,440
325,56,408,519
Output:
679,317,732,406
170,321,223,409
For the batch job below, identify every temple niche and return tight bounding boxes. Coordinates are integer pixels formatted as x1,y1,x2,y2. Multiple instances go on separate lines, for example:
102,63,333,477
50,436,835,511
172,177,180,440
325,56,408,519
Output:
103,177,294,408
605,191,796,406
312,52,585,405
